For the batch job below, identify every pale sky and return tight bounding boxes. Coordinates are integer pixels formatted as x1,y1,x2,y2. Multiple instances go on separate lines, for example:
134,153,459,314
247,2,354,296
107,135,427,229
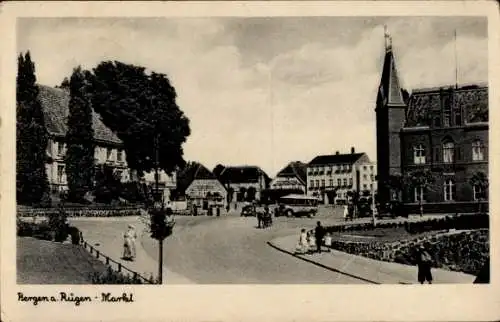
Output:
17,17,487,177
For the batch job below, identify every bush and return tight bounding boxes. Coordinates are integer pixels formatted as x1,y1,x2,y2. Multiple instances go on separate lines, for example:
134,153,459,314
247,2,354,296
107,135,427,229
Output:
90,267,146,284
68,226,81,245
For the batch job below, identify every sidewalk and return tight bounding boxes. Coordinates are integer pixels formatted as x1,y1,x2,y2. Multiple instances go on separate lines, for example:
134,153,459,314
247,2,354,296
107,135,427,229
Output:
268,235,476,284
70,217,194,284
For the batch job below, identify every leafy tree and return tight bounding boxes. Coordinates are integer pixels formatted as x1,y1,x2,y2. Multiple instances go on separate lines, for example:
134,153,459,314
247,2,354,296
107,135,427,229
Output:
16,51,50,205
85,61,190,177
246,186,257,202
65,66,95,202
94,164,122,204
469,172,488,214
404,170,435,217
213,164,225,179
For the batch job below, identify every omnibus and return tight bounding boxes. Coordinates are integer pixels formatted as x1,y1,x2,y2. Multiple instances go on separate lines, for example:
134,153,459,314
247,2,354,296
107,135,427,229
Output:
277,194,319,218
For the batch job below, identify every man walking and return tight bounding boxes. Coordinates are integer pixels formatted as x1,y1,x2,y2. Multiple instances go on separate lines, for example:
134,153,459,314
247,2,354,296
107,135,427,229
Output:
314,221,325,254
417,243,433,284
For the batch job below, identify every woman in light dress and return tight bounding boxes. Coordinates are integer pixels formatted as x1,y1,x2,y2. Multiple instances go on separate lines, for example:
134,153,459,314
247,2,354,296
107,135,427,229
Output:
123,224,137,261
307,231,316,254
295,228,308,254
343,205,349,221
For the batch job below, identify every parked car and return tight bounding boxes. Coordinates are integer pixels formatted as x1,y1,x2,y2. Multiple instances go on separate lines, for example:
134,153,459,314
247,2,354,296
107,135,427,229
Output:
241,204,256,217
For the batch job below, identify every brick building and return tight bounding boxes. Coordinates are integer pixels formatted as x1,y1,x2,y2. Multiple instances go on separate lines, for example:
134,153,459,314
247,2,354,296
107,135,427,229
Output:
375,33,488,214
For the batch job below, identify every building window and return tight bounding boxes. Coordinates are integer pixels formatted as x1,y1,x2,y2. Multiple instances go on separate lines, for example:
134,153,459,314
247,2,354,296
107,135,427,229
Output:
455,108,462,126
106,148,112,161
473,185,485,201
343,179,347,187
363,184,367,190
57,142,64,156
337,178,341,186
117,150,123,162
310,180,314,188
329,179,333,187
444,179,455,201
321,180,325,187
316,180,319,187
414,186,425,202
349,178,353,186
115,170,123,180
370,174,374,181
370,183,373,190
472,140,484,161
443,95,451,127
363,166,367,171
413,144,426,164
363,174,367,180
434,117,441,127
57,165,65,183
443,141,454,163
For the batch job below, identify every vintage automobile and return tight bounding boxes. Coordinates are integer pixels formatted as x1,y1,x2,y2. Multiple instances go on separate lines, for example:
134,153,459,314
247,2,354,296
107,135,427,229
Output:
276,194,319,218
241,204,256,217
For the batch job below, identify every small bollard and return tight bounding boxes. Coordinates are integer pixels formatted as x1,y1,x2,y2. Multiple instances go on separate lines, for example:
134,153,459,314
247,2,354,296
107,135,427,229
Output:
106,257,110,265
118,263,122,272
96,250,100,259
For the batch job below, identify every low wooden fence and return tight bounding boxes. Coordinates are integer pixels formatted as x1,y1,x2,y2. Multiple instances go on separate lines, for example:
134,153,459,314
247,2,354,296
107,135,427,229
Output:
80,236,155,284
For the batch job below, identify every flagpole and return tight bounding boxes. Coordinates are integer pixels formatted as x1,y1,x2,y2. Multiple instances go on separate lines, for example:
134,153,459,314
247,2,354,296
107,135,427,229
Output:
454,30,459,89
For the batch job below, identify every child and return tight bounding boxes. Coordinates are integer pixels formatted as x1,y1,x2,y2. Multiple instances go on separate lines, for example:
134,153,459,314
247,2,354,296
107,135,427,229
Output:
295,228,308,255
308,231,316,254
323,232,332,253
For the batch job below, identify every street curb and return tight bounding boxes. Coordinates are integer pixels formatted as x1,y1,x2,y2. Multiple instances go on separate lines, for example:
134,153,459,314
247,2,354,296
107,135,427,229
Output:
267,241,387,284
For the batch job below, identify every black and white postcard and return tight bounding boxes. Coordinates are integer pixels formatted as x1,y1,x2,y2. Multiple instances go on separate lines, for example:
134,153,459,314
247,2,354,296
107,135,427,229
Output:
1,1,499,321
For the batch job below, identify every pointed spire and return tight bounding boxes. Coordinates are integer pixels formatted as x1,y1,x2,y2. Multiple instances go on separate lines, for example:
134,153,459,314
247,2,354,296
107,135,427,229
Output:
377,26,405,107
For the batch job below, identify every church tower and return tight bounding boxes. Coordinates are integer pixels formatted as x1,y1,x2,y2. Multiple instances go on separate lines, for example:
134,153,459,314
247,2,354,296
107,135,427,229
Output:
375,26,407,205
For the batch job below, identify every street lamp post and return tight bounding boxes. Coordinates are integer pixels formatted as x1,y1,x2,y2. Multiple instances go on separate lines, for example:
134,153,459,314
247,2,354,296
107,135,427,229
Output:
153,133,164,284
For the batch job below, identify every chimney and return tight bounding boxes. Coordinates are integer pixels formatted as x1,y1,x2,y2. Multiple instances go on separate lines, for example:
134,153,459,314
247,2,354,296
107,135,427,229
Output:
351,147,355,154
335,151,340,155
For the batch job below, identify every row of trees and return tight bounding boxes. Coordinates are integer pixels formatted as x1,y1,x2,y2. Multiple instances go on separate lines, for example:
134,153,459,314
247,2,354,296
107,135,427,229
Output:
16,51,190,205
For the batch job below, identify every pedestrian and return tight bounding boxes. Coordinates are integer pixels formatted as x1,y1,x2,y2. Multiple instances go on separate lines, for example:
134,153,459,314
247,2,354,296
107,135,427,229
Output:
324,232,332,252
123,224,137,261
315,221,325,253
417,244,433,284
307,231,316,254
295,228,308,255
343,204,349,221
257,210,262,229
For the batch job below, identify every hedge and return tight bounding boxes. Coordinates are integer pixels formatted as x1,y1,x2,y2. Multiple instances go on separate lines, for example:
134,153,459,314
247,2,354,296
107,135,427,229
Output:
324,214,489,235
90,267,153,284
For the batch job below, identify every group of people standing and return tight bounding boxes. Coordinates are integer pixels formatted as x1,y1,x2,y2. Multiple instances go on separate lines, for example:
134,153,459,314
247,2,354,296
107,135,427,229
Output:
296,221,332,255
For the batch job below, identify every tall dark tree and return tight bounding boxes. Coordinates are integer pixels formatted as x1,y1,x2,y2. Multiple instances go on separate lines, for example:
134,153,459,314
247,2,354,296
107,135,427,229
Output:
65,66,96,202
16,51,49,205
86,61,190,177
404,170,435,217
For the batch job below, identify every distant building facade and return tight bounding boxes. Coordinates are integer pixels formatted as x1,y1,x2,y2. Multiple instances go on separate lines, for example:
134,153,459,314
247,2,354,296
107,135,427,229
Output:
39,85,176,200
269,161,307,193
177,163,227,209
375,33,488,213
217,166,269,202
307,148,376,205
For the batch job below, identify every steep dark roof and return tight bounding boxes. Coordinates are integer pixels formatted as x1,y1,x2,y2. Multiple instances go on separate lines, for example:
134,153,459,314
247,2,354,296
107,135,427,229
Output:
176,162,220,194
405,85,488,127
275,161,307,184
37,85,122,144
219,166,269,184
377,48,406,108
308,153,365,166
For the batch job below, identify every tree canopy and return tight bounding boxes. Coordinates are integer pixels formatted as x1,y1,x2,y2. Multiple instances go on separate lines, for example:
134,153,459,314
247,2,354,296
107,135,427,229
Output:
86,61,191,176
16,51,50,205
65,66,96,201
